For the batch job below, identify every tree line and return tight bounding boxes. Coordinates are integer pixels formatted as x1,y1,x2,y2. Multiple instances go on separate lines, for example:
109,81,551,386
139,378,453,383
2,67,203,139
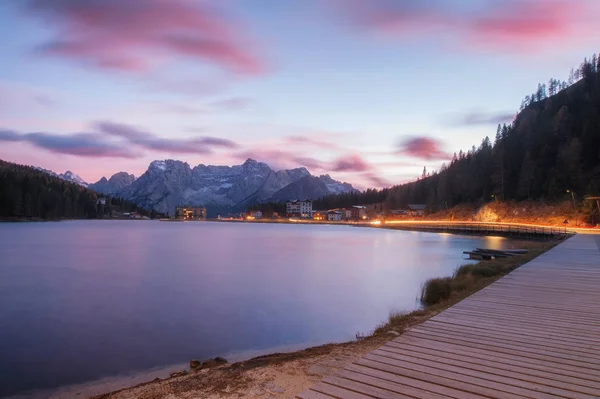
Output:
0,160,162,219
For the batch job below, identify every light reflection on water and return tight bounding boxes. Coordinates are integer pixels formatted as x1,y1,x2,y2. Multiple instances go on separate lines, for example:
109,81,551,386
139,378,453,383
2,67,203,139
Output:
0,221,511,397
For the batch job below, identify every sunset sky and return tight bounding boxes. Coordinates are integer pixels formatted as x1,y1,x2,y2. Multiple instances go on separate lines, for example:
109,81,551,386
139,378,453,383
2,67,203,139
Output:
1,0,599,188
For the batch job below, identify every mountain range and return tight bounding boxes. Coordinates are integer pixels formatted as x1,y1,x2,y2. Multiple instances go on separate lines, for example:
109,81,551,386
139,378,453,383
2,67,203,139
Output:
40,159,355,215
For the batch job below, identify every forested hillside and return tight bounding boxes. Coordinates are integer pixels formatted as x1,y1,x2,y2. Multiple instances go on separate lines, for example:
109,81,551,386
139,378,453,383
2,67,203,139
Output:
385,53,600,211
313,53,600,213
0,160,159,219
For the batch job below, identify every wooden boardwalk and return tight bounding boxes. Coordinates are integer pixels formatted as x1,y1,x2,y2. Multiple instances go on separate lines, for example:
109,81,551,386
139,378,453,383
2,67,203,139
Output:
298,234,600,399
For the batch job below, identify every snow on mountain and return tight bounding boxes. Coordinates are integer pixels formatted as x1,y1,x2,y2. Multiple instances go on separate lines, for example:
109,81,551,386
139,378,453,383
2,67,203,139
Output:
34,167,89,187
318,174,355,194
33,166,59,178
116,158,354,215
59,171,88,187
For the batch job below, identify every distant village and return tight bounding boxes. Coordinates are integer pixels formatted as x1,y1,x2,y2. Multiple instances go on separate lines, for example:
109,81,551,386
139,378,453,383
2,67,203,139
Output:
241,200,427,222
97,199,427,222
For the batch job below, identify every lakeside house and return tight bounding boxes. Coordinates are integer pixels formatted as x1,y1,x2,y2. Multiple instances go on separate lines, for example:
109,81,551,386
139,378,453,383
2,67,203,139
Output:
175,206,207,220
96,197,107,217
407,204,426,217
350,205,368,220
327,210,343,221
391,209,408,216
247,210,263,220
312,210,326,221
286,200,313,218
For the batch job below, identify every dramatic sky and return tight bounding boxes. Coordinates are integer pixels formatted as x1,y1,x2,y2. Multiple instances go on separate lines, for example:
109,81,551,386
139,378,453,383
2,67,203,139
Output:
1,0,599,188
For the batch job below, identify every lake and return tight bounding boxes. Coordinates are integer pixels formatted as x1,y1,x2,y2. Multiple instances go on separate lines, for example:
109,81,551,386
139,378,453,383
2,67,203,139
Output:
0,221,509,397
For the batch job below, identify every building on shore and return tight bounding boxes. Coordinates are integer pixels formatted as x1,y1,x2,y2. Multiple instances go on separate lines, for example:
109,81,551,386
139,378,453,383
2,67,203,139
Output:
407,204,426,217
175,206,207,220
286,200,313,218
327,210,343,221
96,198,107,218
312,210,326,221
247,210,263,220
350,205,368,220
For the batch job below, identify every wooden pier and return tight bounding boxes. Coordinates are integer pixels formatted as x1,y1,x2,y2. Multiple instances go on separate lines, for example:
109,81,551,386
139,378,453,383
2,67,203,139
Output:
299,234,600,399
381,221,569,239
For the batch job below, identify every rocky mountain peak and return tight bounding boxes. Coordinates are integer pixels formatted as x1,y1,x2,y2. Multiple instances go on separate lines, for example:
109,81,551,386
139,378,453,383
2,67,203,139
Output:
114,159,356,215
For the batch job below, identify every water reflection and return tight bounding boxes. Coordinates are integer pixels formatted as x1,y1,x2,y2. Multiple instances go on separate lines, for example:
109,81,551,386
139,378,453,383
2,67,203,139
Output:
0,221,509,397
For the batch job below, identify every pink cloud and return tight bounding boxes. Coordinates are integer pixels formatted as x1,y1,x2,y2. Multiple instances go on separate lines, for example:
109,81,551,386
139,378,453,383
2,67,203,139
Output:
26,0,266,74
284,136,341,150
329,0,597,51
0,129,140,159
95,121,239,153
398,137,450,161
364,173,391,188
210,97,253,111
448,109,515,126
332,155,371,172
292,157,327,171
333,0,448,36
469,1,585,49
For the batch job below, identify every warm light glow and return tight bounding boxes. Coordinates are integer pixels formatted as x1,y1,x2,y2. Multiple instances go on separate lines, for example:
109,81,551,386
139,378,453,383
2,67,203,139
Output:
370,220,381,225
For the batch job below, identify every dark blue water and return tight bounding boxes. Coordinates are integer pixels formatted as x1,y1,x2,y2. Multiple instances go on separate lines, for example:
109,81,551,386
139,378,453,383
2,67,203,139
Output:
0,221,508,397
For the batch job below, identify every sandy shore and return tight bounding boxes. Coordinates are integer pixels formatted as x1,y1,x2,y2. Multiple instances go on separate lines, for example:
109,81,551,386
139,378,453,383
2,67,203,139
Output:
89,334,405,399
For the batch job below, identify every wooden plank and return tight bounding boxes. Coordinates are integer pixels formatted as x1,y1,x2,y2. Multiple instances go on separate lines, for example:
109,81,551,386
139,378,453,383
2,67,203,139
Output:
296,389,337,399
323,375,415,399
310,382,374,399
335,369,451,399
439,309,600,335
451,299,600,317
453,300,600,319
360,356,542,399
388,337,600,379
446,305,600,328
379,341,600,391
427,317,600,344
435,309,600,335
411,324,600,356
430,314,600,343
438,307,600,330
344,364,487,399
418,321,600,354
401,330,600,368
370,348,599,398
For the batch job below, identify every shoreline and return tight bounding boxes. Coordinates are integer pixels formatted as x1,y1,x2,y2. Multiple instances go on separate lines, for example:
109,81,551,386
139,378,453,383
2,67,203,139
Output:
69,238,558,399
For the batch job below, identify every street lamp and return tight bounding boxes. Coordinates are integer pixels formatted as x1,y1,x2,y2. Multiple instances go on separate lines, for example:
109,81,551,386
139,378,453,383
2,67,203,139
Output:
567,190,577,226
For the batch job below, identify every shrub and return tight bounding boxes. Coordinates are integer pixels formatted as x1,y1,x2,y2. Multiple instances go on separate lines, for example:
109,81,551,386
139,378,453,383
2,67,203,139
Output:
456,263,499,278
420,278,452,305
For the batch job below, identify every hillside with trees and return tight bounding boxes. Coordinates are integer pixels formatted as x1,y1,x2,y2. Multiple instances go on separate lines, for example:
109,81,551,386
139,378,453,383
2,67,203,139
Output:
384,53,600,213
0,160,161,220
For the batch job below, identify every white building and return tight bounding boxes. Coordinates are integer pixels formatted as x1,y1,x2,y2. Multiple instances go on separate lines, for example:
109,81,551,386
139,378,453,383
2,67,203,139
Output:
407,204,426,216
327,210,343,221
287,200,313,218
249,210,263,219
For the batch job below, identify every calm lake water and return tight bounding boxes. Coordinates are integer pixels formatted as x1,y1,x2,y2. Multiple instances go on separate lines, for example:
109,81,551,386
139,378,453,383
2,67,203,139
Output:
0,221,509,397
